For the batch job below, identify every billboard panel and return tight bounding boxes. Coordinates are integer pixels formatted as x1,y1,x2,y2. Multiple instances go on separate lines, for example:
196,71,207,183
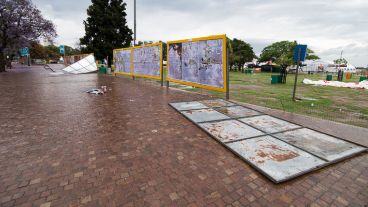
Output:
167,35,227,92
113,48,132,75
132,43,162,79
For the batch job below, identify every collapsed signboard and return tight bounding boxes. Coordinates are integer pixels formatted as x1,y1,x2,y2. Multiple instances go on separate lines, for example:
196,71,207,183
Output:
113,43,163,80
169,99,367,183
62,54,98,74
167,35,227,92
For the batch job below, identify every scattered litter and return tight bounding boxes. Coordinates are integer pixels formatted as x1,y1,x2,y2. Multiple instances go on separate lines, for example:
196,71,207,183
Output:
86,89,104,95
151,129,158,133
303,79,368,89
101,86,107,92
86,86,112,95
129,99,135,102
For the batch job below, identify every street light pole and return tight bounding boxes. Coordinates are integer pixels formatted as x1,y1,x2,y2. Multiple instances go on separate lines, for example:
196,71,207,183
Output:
134,0,136,46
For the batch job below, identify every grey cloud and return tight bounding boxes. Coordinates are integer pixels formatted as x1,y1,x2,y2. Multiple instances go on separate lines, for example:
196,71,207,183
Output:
32,0,368,66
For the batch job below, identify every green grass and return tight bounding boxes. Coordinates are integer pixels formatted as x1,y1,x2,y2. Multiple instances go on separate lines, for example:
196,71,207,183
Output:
177,72,368,128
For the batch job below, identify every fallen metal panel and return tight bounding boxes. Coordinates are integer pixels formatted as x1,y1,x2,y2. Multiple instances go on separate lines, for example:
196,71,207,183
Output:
200,99,236,108
240,115,300,133
227,136,326,183
181,108,230,123
169,99,367,183
215,106,262,118
199,120,264,143
274,128,367,161
62,54,98,74
170,101,208,111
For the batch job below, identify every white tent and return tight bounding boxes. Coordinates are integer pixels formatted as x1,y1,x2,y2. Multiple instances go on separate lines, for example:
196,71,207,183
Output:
325,64,357,73
301,60,332,72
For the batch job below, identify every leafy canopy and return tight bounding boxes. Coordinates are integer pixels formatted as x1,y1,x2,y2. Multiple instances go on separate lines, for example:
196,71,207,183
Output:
30,43,80,60
259,41,320,66
334,58,348,65
228,38,256,69
80,0,133,64
0,0,56,71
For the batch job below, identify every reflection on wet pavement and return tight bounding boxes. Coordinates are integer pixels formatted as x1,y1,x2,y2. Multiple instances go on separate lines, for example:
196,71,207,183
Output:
0,65,367,207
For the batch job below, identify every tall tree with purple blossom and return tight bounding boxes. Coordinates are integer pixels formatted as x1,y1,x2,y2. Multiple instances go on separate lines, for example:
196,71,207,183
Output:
0,0,56,72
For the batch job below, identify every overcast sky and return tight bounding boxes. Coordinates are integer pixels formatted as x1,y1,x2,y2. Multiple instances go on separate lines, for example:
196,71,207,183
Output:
34,0,368,66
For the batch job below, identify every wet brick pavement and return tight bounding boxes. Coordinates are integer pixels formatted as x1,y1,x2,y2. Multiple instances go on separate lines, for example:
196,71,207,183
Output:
0,65,367,207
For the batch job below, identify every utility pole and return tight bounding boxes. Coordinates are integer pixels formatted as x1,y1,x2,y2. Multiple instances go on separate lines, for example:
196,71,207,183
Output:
292,48,301,101
340,50,343,60
134,0,136,46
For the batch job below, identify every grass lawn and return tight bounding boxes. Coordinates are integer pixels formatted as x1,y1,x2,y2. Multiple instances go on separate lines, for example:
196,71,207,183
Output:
173,71,368,128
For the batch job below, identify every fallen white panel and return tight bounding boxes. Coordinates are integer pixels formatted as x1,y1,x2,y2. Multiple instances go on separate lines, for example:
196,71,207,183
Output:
200,99,236,108
240,115,300,133
170,101,208,111
227,136,326,183
274,128,367,161
303,79,368,89
181,108,230,123
199,120,264,142
215,106,261,118
62,54,98,74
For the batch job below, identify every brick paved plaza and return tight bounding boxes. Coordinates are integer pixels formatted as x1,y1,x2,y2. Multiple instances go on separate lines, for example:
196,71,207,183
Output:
0,65,367,207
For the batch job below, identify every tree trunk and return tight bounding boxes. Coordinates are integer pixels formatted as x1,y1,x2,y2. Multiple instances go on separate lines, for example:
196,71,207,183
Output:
0,51,6,72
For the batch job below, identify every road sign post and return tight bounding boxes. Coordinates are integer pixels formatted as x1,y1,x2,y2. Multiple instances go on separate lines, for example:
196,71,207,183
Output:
20,47,30,66
59,45,65,63
292,45,307,101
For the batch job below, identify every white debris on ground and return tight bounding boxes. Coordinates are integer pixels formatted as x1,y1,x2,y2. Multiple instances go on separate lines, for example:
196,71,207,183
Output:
303,79,368,89
86,86,111,95
86,89,104,95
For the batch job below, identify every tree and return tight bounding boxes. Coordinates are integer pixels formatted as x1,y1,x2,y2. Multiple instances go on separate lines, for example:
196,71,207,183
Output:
29,42,47,59
229,38,256,70
334,58,348,65
226,38,234,69
0,0,56,72
43,45,60,60
159,41,167,61
80,0,133,66
137,40,153,46
306,49,320,60
259,41,320,66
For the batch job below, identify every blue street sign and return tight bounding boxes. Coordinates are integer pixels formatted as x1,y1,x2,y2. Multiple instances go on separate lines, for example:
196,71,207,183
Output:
20,47,29,56
59,45,65,55
294,44,307,62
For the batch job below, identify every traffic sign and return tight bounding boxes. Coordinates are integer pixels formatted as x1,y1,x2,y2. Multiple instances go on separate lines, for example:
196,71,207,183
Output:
59,45,65,55
20,47,29,57
294,44,307,62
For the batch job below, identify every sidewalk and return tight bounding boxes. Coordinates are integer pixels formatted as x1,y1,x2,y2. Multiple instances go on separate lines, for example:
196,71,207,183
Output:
0,65,367,207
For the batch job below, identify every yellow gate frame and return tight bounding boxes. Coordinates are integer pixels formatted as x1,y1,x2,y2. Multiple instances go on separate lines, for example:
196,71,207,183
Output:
166,34,227,93
113,42,163,80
